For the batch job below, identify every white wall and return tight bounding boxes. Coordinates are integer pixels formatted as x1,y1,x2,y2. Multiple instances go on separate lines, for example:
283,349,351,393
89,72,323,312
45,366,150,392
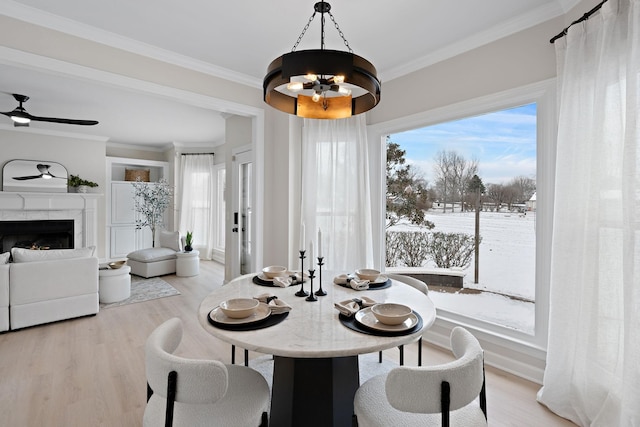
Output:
0,128,107,257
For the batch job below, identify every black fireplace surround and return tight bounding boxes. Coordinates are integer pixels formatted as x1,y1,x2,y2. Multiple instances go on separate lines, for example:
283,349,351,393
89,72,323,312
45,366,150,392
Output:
0,219,74,253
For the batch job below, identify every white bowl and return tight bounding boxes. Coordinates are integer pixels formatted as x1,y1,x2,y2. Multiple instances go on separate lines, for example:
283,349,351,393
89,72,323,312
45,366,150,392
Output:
355,268,380,281
371,303,413,325
220,298,260,319
108,260,127,269
262,265,288,279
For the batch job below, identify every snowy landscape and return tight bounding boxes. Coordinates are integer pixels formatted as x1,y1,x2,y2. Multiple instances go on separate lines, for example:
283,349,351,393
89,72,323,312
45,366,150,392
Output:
390,209,536,333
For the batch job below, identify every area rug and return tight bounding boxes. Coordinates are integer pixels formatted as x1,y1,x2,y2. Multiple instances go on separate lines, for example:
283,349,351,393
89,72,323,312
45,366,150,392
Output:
100,276,180,309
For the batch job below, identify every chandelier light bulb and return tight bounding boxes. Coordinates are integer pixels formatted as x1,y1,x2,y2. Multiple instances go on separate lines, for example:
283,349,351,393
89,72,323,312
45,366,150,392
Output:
312,92,321,102
333,75,345,84
304,74,318,82
338,86,352,96
287,82,304,91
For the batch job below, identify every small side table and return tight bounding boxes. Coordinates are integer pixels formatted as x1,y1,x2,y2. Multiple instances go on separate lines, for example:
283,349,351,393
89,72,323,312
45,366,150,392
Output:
99,265,131,303
176,250,200,277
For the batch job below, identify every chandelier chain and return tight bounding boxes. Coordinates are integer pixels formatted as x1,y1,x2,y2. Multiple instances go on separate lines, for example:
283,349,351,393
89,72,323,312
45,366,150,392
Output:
328,11,352,53
290,7,353,53
292,11,317,52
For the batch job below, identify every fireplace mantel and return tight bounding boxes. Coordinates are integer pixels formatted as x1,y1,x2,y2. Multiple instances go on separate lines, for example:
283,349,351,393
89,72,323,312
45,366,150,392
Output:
0,191,102,249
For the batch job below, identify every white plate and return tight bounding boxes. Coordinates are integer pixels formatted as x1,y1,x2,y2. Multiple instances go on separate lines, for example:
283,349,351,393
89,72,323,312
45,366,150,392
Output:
369,274,389,285
209,302,271,325
355,307,419,332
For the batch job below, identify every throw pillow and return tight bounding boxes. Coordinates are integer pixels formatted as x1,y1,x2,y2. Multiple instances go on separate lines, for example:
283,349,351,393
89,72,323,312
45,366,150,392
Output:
11,246,96,263
0,252,9,264
158,230,181,252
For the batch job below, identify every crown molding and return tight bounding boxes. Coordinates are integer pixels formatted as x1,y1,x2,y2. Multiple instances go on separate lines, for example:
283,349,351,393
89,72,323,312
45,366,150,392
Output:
0,47,263,118
382,2,564,82
1,0,262,89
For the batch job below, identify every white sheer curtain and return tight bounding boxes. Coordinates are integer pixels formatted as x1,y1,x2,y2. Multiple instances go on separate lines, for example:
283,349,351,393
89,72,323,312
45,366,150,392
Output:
537,1,640,425
178,154,215,260
301,115,374,271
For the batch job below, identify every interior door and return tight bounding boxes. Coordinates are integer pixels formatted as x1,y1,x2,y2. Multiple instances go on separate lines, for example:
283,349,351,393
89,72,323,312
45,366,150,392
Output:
231,150,253,277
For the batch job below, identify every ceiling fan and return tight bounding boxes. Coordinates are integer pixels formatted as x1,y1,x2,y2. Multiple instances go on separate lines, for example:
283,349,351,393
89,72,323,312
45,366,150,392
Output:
12,163,66,181
1,93,99,127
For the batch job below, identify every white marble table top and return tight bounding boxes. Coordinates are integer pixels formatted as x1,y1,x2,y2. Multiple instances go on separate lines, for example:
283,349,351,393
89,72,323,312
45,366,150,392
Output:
198,272,436,358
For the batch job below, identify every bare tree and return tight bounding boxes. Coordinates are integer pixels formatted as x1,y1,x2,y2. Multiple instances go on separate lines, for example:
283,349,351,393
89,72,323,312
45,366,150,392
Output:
434,150,478,212
485,183,507,210
503,184,519,211
509,176,536,203
433,150,454,213
452,154,478,211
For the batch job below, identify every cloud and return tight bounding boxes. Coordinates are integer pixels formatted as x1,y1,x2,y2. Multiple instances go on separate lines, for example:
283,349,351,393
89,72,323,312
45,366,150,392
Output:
390,103,537,185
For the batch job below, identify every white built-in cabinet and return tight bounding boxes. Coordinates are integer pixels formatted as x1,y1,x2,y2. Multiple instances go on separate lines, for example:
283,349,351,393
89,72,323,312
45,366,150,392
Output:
106,157,169,260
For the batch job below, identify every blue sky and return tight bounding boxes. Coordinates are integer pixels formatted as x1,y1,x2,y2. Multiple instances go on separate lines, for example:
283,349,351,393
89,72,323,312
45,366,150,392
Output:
389,103,537,185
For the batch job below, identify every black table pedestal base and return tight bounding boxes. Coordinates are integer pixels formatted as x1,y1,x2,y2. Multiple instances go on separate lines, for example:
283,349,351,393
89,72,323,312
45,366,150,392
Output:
270,355,359,427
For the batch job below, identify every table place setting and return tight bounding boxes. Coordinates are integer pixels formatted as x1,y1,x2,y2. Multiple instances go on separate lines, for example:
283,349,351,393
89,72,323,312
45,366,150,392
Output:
334,298,423,336
252,265,308,287
207,295,291,331
333,268,392,290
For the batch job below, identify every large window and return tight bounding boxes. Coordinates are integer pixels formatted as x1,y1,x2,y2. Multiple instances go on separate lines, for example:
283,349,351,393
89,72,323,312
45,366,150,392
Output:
372,81,556,362
387,104,537,334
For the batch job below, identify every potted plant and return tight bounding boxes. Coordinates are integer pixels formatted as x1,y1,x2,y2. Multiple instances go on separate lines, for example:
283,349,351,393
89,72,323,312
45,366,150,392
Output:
131,178,173,247
68,174,99,193
184,231,193,252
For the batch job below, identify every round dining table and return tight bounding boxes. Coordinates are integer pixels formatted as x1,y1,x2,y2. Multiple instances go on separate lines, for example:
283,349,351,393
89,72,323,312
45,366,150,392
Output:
198,271,436,427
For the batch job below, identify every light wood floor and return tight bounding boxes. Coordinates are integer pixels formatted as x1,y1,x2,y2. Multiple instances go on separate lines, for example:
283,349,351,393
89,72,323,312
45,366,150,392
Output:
0,261,575,426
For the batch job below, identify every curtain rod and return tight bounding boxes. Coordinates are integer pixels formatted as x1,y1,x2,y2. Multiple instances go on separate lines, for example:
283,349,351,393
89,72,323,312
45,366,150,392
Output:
550,0,609,43
180,153,214,155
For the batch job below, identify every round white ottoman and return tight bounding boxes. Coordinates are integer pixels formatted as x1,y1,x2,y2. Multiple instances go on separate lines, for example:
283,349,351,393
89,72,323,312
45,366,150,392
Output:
99,265,131,303
176,250,200,277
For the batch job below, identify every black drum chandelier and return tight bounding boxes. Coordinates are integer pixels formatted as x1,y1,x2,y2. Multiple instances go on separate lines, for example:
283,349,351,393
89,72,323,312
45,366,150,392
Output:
263,1,381,119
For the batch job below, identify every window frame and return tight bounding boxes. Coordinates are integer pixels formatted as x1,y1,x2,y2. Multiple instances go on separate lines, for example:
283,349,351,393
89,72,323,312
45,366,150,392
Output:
212,162,226,262
368,79,557,382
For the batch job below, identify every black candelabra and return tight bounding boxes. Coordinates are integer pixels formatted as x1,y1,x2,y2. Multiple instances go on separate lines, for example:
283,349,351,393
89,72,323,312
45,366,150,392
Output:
295,250,309,297
305,269,317,301
315,257,327,296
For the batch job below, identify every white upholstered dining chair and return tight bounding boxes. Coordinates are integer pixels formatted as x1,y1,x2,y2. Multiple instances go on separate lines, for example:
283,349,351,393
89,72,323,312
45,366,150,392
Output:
144,317,270,427
385,274,429,366
354,326,487,427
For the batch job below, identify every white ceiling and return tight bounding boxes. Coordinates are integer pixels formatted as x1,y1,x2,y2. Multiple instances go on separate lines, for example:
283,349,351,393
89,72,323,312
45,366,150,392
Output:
0,0,575,148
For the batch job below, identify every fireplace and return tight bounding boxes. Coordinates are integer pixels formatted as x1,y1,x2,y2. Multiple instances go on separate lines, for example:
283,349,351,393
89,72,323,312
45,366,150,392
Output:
0,192,99,254
0,220,74,252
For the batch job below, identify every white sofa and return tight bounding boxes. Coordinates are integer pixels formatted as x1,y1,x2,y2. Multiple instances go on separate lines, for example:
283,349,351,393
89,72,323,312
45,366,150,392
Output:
127,230,182,278
3,247,99,330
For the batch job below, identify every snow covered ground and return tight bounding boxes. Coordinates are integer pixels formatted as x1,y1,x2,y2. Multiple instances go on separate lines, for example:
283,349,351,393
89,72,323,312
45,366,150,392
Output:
390,210,536,333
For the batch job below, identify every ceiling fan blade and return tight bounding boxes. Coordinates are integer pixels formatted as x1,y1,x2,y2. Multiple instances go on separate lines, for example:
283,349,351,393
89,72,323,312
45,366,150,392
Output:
2,94,99,126
28,115,99,126
12,174,43,180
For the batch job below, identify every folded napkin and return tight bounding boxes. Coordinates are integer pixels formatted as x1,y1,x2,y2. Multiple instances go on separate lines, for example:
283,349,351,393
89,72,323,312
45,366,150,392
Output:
253,293,292,314
333,274,370,290
334,296,377,317
273,276,293,287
